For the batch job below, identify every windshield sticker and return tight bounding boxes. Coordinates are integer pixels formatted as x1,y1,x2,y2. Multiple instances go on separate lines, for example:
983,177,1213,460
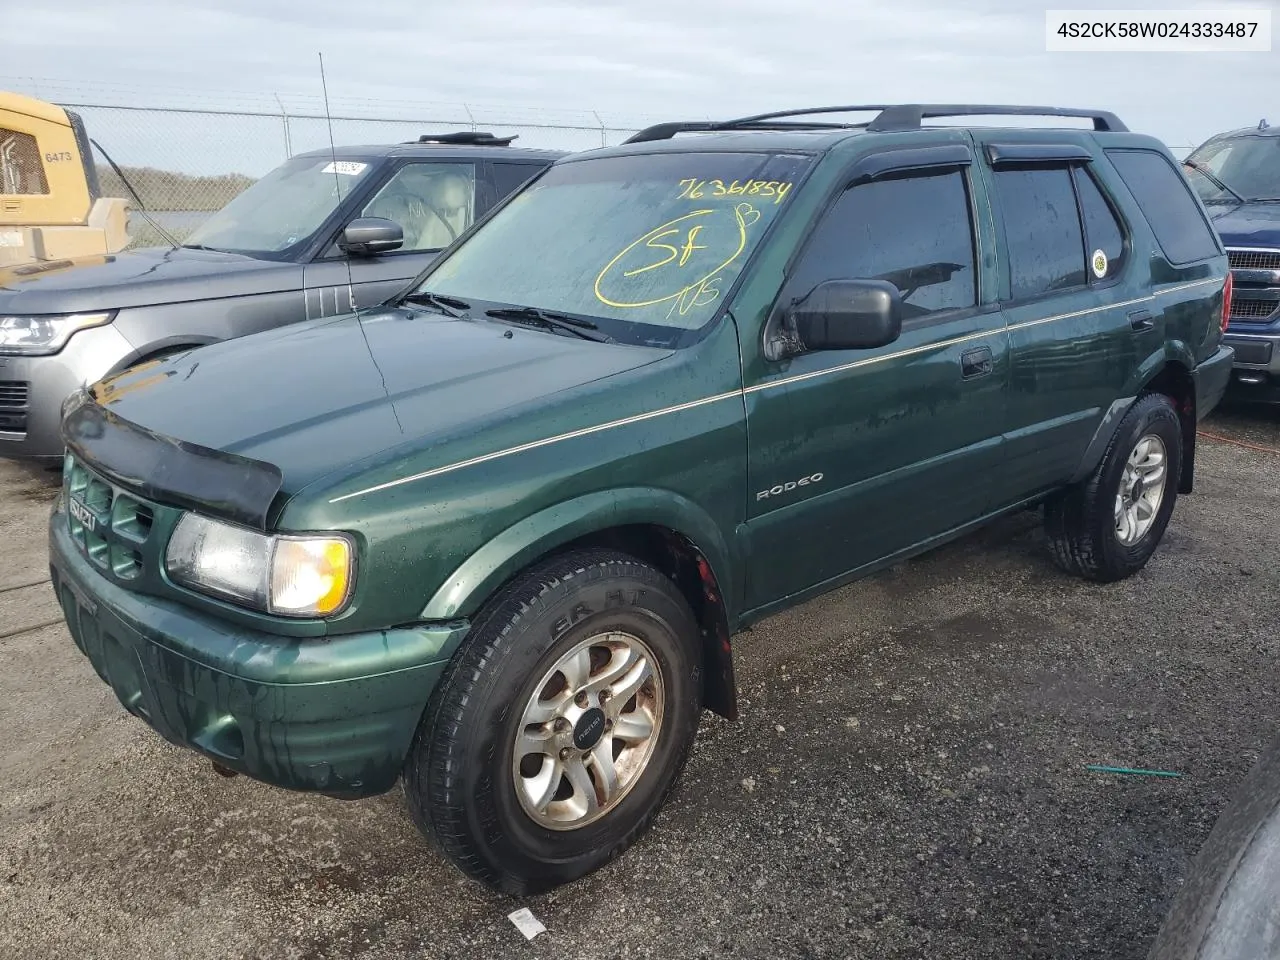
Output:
1091,248,1108,278
677,178,792,205
322,161,368,176
595,201,763,318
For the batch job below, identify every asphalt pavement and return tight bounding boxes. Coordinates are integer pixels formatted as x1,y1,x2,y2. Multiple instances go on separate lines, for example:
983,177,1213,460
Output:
1,402,1278,960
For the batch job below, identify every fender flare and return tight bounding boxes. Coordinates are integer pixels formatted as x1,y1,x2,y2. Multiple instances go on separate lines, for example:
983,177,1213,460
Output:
1069,342,1196,486
419,487,737,624
1126,339,1196,398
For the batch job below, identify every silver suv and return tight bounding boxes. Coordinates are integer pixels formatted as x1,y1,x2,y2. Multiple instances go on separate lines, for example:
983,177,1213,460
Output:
0,132,564,461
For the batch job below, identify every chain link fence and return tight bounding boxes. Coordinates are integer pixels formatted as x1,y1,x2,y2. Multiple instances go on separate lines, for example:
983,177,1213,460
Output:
50,99,648,248
6,79,1199,250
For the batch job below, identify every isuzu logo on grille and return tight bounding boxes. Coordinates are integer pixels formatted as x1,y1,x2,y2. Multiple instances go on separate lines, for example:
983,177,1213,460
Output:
68,497,95,531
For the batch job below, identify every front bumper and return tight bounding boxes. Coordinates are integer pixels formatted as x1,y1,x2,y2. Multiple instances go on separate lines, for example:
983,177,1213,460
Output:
0,324,137,461
1222,329,1280,402
49,500,469,798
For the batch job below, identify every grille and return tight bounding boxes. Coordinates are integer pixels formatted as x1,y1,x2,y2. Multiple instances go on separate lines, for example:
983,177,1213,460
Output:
1230,296,1280,322
64,454,155,581
0,382,27,406
0,381,29,433
1228,249,1280,272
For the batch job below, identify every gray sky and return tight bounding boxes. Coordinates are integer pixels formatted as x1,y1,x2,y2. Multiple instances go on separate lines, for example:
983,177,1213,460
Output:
5,0,1278,174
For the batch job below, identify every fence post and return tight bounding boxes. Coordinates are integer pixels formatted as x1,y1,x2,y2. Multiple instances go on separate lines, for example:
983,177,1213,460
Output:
462,103,477,132
592,111,606,147
274,94,293,160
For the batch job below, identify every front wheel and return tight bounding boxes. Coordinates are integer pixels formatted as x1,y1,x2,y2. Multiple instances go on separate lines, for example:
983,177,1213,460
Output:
1045,392,1184,583
403,549,703,894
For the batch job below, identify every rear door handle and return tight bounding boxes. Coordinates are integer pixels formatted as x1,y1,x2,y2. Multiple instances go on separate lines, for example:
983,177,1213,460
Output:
1129,309,1155,331
960,345,994,380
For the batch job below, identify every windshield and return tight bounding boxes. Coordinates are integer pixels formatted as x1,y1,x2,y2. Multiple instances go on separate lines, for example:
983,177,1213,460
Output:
183,155,377,257
1185,135,1280,202
418,151,814,346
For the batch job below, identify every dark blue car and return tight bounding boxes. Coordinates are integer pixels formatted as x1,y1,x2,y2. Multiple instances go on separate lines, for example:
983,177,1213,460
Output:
1183,120,1280,402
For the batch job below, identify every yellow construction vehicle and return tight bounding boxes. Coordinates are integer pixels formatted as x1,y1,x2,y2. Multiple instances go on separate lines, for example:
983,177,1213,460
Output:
0,90,130,266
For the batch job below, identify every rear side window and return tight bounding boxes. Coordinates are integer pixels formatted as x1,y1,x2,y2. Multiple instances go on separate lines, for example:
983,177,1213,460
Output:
993,167,1086,299
1073,168,1126,282
787,169,977,323
491,162,543,201
1105,149,1221,264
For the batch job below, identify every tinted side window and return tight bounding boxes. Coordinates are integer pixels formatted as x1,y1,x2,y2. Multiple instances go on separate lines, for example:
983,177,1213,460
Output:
361,162,476,252
1073,168,1126,282
491,163,544,202
1105,149,1221,264
993,166,1086,300
788,169,976,323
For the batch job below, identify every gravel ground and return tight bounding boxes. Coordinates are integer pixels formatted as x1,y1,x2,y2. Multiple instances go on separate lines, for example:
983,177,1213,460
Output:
0,402,1277,960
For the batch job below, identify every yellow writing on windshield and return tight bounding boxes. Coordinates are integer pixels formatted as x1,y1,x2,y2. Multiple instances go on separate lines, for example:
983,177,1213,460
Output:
622,223,709,278
676,179,792,205
595,202,762,317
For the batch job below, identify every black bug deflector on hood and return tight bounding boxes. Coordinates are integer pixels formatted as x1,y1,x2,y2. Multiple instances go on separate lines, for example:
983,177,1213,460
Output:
60,390,284,530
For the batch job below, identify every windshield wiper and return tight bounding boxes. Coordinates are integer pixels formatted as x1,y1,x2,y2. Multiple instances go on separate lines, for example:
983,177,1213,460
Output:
402,291,471,318
485,306,614,343
181,243,223,252
1184,160,1247,204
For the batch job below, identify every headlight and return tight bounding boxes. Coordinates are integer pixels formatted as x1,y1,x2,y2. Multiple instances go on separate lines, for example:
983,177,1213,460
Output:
165,513,355,618
0,312,114,356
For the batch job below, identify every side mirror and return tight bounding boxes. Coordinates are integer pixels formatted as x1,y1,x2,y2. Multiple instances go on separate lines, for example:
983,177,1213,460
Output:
338,217,404,257
789,279,903,352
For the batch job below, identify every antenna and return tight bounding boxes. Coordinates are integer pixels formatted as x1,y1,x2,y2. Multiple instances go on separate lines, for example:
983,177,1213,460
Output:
318,53,357,319
317,53,403,434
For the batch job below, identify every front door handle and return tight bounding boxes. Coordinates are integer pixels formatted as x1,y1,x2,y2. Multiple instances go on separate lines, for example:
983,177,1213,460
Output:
960,345,994,380
1129,309,1155,331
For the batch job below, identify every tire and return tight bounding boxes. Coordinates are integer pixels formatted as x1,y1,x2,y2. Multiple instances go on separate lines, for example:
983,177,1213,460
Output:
403,548,703,895
1146,732,1280,959
1045,392,1183,583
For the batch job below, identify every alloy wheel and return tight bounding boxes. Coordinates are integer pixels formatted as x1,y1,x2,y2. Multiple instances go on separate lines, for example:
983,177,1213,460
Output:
512,631,664,830
1115,433,1168,546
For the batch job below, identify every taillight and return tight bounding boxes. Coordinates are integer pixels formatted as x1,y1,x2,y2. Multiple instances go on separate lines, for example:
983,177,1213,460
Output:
1221,271,1233,332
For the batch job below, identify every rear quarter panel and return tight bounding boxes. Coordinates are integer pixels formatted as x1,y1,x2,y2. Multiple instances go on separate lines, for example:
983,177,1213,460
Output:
1093,132,1229,374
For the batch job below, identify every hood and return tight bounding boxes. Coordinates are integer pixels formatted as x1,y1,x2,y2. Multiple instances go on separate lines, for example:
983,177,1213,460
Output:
76,307,672,508
1206,201,1280,249
0,246,300,314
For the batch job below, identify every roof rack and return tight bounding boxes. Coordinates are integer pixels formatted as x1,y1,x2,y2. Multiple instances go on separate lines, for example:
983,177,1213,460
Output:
624,104,1127,144
410,131,519,146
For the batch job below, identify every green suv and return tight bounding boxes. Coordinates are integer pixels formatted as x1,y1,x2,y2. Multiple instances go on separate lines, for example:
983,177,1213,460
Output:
49,104,1234,894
